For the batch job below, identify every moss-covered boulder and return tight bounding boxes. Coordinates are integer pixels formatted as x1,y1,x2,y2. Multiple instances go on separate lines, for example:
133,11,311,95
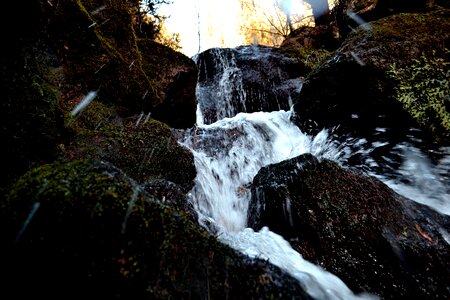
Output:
279,25,337,75
0,2,65,191
248,153,450,299
334,0,437,38
292,8,450,144
63,101,196,192
45,0,197,128
0,0,198,195
138,39,197,129
0,159,311,299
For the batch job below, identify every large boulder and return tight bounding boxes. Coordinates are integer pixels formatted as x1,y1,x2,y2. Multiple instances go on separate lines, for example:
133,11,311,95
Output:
138,40,198,129
0,159,311,299
291,8,450,144
43,0,197,127
63,101,196,192
195,45,304,124
332,0,438,39
248,153,450,299
0,0,198,194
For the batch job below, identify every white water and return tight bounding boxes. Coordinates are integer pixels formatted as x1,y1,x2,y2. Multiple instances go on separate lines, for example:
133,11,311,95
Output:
177,48,449,299
179,108,377,299
374,145,450,215
335,135,450,216
194,48,248,123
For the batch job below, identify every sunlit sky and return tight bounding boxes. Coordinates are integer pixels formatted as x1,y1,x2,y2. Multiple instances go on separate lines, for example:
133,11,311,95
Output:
159,0,307,58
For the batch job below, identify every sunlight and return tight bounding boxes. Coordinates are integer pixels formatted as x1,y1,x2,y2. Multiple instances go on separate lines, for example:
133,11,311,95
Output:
159,0,308,57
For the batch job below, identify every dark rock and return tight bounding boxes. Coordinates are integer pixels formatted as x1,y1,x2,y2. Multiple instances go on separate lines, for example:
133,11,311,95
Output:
292,8,450,143
63,101,196,192
141,178,197,222
248,153,450,299
138,40,198,129
332,0,438,39
0,0,198,194
195,45,303,124
0,159,312,299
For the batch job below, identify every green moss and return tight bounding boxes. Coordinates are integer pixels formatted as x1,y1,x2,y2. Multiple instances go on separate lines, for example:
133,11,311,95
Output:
75,0,123,60
1,159,308,298
279,46,332,74
64,101,196,190
387,50,450,139
0,43,64,191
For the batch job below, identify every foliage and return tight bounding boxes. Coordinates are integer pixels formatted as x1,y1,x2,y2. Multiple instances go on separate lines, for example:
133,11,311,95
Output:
131,0,171,39
387,50,450,136
155,19,182,51
239,0,314,47
278,44,332,76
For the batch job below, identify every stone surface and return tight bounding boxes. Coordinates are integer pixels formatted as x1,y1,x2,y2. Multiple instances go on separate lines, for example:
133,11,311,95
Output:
248,153,450,299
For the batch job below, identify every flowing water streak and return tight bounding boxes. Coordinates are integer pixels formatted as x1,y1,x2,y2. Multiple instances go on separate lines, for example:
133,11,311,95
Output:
371,145,450,216
194,48,247,123
16,202,41,242
179,109,375,299
334,133,450,216
121,185,142,234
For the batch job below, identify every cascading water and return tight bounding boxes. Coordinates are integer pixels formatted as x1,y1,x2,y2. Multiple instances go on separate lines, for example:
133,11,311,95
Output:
193,45,302,124
177,46,449,299
179,109,376,299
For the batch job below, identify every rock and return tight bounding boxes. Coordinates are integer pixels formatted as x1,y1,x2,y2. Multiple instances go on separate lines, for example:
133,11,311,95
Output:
292,8,450,143
138,40,198,129
63,101,196,192
279,25,337,75
141,178,197,222
195,45,303,124
0,159,312,299
0,0,198,194
248,153,450,299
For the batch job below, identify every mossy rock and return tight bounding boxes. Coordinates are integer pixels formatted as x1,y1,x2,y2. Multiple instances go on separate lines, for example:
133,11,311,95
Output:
138,39,198,128
44,0,160,112
0,159,310,299
278,25,337,75
292,8,450,144
249,153,450,299
0,41,65,192
64,101,196,192
386,50,450,141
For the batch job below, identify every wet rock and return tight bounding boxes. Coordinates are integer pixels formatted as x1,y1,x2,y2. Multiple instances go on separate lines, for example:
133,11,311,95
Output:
139,40,198,129
195,45,303,124
141,178,197,222
0,159,312,299
291,8,450,144
63,101,196,192
0,0,198,194
248,153,450,299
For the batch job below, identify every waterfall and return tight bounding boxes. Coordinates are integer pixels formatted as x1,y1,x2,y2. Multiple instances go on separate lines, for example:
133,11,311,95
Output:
193,45,302,124
179,109,341,234
179,108,376,299
177,46,449,299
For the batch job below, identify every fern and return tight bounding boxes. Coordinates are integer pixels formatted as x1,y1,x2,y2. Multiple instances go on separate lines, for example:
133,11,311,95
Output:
387,50,450,135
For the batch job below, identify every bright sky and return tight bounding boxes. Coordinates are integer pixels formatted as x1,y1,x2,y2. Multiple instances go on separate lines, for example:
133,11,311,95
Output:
159,0,307,58
159,0,241,58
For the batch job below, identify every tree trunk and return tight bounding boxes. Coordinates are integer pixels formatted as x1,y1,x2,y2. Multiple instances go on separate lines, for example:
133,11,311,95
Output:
306,0,330,26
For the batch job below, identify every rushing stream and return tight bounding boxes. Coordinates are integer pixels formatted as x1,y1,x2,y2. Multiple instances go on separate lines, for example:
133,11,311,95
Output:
176,46,450,299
